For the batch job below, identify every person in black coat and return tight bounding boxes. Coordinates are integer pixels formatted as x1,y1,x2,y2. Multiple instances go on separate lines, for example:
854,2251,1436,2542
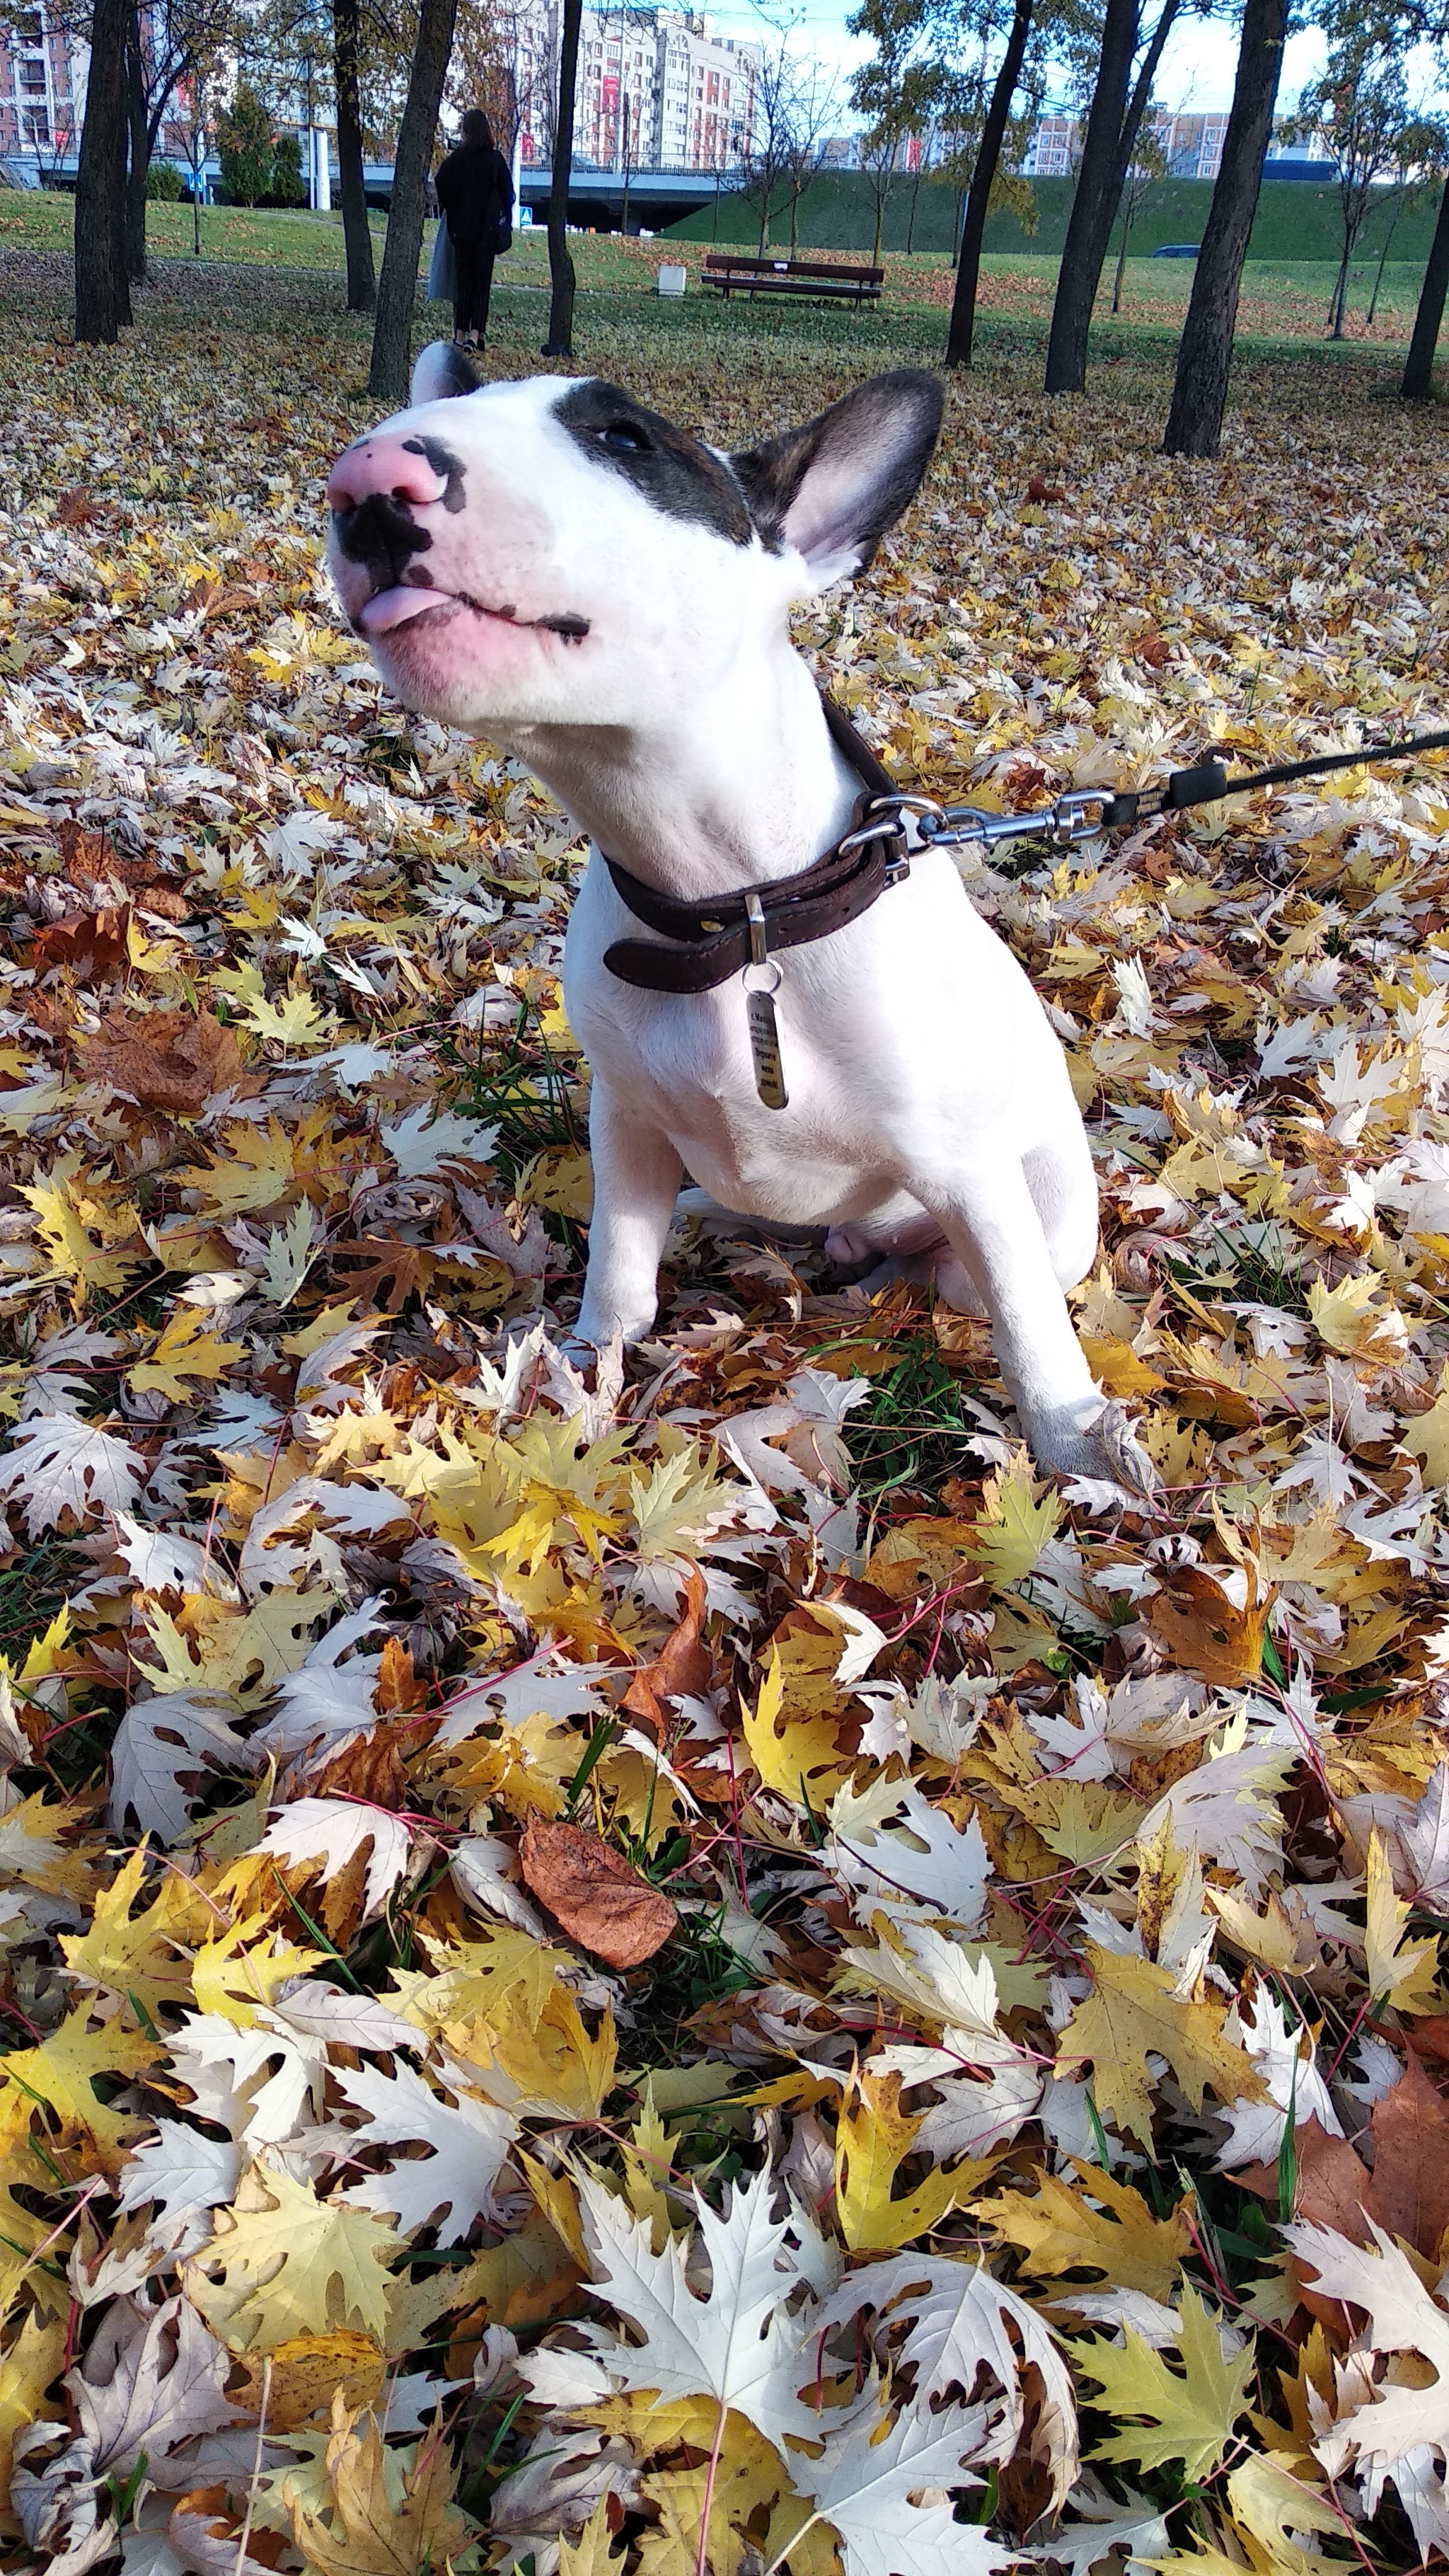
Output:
434,110,514,348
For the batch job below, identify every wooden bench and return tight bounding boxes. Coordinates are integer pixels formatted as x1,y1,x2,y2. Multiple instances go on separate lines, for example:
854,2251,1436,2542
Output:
702,252,884,307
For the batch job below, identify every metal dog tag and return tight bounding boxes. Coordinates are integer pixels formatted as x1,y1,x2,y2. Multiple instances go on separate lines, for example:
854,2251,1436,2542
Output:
741,890,788,1110
746,980,788,1110
741,892,787,1109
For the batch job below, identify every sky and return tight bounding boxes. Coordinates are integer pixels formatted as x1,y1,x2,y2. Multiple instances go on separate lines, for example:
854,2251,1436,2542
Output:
693,5,1409,132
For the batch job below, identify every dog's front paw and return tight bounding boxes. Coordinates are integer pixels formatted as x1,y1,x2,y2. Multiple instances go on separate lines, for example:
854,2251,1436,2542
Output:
1034,1400,1160,1502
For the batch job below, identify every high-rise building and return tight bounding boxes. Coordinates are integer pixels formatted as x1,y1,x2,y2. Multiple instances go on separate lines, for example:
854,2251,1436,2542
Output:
0,4,85,165
509,1,759,173
1022,108,1232,182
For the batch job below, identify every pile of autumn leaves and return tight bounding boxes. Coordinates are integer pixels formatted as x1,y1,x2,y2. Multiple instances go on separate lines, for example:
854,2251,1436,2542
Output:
6,304,1449,2576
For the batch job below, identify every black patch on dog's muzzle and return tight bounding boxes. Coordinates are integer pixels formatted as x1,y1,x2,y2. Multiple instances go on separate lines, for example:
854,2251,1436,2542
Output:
332,490,434,589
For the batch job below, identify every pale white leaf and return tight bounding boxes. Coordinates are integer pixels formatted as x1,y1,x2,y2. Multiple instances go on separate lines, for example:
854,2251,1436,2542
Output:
260,1797,412,1920
333,2057,516,2231
0,1408,147,1535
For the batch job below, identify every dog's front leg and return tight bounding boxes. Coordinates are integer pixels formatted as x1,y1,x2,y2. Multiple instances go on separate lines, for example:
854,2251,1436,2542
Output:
925,1161,1155,1495
572,1083,683,1348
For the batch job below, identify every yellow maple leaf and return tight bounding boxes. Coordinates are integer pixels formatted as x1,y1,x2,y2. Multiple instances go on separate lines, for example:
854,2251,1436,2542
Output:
836,2063,976,2251
238,985,337,1049
185,2158,401,2353
289,2393,474,2576
638,2415,785,2576
742,1646,854,1807
1365,1827,1441,2013
21,1157,142,1301
137,1589,337,1701
192,1914,326,2026
1307,1270,1409,1362
0,2309,66,2507
463,1986,618,2120
968,1449,1063,1589
562,2499,626,2576
1068,2284,1254,2478
386,1928,568,2043
173,1117,299,1218
129,1304,246,1401
1400,1364,1449,1488
0,2007,158,2166
59,1844,197,2028
975,2161,1191,2304
621,2088,673,2248
1058,1944,1267,2145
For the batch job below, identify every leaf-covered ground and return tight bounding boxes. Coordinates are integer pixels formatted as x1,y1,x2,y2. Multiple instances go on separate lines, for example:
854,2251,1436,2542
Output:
2,251,1449,2576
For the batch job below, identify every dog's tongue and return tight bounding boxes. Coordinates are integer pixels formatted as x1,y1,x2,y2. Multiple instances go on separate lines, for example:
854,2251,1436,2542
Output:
360,585,454,633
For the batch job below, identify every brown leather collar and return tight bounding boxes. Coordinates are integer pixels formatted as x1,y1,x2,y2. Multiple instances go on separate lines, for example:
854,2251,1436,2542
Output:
601,691,909,996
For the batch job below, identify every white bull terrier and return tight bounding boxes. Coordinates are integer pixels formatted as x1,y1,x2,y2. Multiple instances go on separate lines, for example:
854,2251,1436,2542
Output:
325,345,1151,1491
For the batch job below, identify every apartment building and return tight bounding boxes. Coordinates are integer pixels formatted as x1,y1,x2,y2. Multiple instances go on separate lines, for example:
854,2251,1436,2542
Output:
512,1,759,172
1021,108,1231,181
0,4,85,163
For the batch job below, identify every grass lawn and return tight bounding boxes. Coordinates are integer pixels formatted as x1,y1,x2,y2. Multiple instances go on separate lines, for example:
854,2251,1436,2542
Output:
1,190,1439,362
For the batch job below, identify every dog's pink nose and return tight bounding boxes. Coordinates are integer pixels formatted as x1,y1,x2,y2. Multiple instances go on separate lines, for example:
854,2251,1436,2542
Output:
327,436,449,514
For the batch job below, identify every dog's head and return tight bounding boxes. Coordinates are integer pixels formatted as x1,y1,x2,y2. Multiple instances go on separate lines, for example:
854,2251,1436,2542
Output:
325,350,942,734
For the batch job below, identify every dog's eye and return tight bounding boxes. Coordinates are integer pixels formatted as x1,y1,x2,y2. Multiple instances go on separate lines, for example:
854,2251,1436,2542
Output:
601,423,650,454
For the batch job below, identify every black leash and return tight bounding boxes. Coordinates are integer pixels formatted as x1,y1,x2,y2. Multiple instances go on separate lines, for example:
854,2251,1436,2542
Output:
913,722,1449,861
601,696,1449,1112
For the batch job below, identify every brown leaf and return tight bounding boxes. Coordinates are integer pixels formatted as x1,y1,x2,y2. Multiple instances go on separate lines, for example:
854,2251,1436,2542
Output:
80,1007,245,1116
374,1635,427,1716
1363,2052,1449,2258
1136,631,1172,669
54,487,103,527
30,907,130,981
519,1817,678,1968
621,1567,710,1739
1027,474,1065,504
1147,1563,1273,1685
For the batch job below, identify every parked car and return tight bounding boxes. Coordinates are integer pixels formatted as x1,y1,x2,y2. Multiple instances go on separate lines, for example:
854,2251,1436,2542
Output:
1152,243,1200,258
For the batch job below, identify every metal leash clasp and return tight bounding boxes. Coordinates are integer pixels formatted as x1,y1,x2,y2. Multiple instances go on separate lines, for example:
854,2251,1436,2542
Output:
742,890,788,1111
916,788,1111,859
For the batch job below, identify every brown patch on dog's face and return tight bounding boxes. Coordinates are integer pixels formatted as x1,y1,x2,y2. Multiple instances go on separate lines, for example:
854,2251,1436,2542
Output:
554,379,755,546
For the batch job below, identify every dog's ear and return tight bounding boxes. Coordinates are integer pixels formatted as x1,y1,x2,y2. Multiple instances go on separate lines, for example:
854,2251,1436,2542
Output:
410,340,480,404
731,370,943,583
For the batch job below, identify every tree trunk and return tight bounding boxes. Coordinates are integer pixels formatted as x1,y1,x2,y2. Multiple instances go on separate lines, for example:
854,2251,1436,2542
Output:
1328,242,1349,335
906,161,922,253
543,0,582,354
368,0,457,401
74,0,132,342
1366,202,1399,325
334,0,376,312
1402,174,1449,396
125,9,148,286
871,183,887,265
1112,197,1133,311
1162,0,1286,455
1043,0,1138,393
945,0,1032,367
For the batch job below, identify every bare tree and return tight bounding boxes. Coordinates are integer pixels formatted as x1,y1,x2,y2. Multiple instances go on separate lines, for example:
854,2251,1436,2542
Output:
1109,107,1165,307
1366,115,1445,322
1291,25,1417,337
737,32,807,253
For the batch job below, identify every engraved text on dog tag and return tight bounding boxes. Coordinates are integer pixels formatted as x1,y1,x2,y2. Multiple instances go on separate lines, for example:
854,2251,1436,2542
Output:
746,983,788,1110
